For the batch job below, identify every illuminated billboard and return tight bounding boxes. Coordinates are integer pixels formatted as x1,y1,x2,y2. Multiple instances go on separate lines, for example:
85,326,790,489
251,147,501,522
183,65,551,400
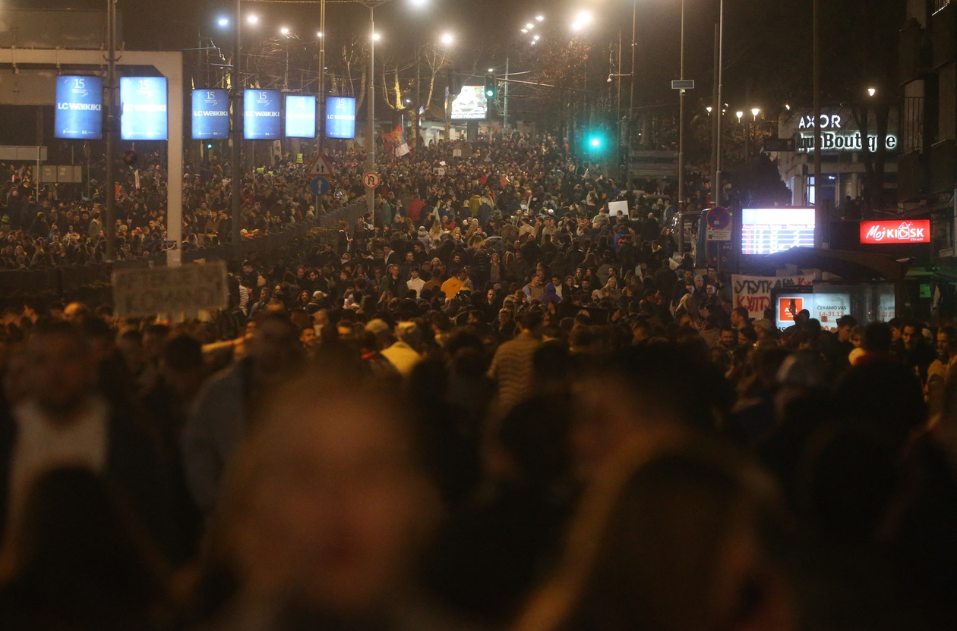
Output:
450,85,488,121
860,220,930,244
55,76,103,140
776,293,851,331
326,97,356,139
285,95,317,138
741,207,816,255
192,89,230,140
244,90,281,140
120,77,168,141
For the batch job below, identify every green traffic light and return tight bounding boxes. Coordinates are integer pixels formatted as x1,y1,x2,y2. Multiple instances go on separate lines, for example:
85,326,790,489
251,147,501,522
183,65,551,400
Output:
589,137,602,149
486,89,495,98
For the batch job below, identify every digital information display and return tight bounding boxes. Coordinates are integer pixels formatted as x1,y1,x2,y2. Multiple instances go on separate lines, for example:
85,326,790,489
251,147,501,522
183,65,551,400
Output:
192,89,230,140
285,95,317,138
326,97,357,139
776,293,851,331
55,75,103,140
244,90,281,140
120,77,169,141
450,85,488,121
741,208,816,255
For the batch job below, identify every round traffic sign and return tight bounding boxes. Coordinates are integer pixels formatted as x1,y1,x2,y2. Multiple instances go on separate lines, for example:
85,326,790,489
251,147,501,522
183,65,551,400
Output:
363,171,381,190
310,177,331,196
707,206,731,230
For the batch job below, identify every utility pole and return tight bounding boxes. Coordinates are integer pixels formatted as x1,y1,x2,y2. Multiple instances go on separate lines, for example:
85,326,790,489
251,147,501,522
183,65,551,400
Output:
627,0,637,188
231,0,242,247
714,0,724,206
677,0,686,210
813,0,824,247
318,0,325,153
105,0,117,261
367,3,376,220
504,54,510,133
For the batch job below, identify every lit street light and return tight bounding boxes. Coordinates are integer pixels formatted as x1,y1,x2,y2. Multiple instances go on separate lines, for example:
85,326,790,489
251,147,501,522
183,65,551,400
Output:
751,107,760,121
218,17,230,27
441,32,455,46
247,14,259,24
736,111,744,123
536,15,545,21
867,87,877,97
280,27,291,35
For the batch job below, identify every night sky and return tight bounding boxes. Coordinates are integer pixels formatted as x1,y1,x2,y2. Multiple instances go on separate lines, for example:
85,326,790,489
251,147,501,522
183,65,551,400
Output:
9,0,818,112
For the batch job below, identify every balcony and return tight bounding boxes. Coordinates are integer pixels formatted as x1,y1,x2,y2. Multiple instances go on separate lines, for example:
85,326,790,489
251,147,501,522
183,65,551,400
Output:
929,138,957,193
897,151,928,201
900,19,930,84
932,1,957,68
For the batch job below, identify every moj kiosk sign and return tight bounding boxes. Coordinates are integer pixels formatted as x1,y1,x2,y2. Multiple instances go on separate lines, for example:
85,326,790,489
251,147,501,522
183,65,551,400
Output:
794,113,897,153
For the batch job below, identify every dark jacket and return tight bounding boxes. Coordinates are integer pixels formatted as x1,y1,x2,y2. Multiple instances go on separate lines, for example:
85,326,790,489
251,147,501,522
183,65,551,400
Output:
0,400,180,563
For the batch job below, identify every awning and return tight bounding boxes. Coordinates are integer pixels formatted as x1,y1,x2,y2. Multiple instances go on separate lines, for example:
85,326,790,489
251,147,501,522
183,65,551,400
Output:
756,247,910,281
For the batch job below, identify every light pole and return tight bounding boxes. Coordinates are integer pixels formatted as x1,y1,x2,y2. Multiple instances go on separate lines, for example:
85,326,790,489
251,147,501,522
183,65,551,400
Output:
813,0,823,247
440,32,454,143
230,2,245,247
628,0,637,181
677,0,686,211
359,1,391,220
711,0,724,206
105,0,117,261
318,0,326,152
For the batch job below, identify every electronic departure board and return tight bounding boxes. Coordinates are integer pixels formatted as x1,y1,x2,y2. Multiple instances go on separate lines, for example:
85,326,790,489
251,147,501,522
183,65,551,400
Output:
741,208,816,256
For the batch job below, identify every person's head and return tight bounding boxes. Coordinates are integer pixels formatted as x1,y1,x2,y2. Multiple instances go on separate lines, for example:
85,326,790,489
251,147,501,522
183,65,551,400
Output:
0,467,170,617
160,334,206,400
25,321,95,418
248,312,304,375
849,325,865,348
902,321,920,351
835,315,858,342
937,325,957,361
730,307,749,329
516,442,792,631
216,378,440,617
862,322,892,354
300,326,317,349
719,327,736,349
62,301,89,324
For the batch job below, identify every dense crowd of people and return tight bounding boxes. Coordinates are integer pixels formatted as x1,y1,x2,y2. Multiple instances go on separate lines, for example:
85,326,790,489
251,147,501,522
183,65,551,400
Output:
0,135,956,631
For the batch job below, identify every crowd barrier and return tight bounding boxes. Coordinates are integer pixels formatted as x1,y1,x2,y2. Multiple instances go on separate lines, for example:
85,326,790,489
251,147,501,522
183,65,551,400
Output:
0,201,365,307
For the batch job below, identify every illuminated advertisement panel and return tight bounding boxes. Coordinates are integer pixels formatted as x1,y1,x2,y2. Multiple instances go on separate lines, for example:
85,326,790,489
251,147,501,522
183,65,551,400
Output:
192,89,230,140
860,220,931,244
244,89,281,140
326,97,356,139
121,77,168,141
285,95,317,138
55,75,103,139
450,85,488,121
741,208,815,255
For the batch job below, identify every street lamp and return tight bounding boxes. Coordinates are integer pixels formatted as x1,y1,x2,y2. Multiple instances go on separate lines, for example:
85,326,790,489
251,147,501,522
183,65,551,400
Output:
247,14,259,24
751,107,760,121
217,17,230,27
867,87,877,97
536,15,545,21
440,32,455,46
706,106,712,114
280,27,291,36
736,111,744,123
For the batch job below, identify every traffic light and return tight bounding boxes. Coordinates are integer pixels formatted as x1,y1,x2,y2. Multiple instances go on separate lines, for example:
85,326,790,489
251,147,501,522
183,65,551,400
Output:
586,132,605,152
484,74,496,99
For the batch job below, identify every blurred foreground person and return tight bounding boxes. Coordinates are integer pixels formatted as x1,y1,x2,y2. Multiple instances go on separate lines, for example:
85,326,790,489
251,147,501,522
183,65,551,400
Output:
0,467,174,631
515,442,797,631
199,371,447,631
0,321,176,559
